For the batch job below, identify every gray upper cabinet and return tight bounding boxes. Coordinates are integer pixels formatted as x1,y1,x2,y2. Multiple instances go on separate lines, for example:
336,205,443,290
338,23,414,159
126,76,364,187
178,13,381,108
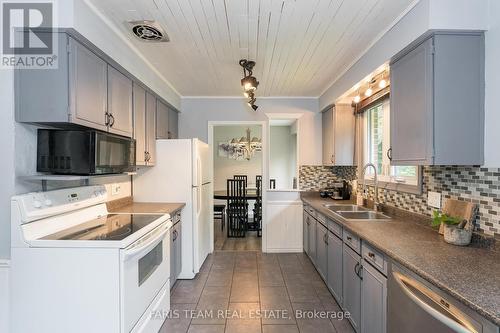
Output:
361,261,387,333
156,101,170,139
343,245,361,332
168,108,179,139
322,104,355,166
69,38,108,131
390,32,484,165
107,66,133,137
327,231,343,306
145,92,157,165
133,84,147,165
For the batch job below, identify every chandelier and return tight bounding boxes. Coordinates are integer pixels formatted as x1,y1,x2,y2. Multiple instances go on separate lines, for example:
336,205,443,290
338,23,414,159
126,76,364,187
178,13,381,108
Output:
229,128,262,160
239,59,259,111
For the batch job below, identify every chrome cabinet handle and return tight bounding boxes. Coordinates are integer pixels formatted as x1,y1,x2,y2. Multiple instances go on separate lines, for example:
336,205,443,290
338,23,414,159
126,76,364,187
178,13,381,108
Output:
347,236,352,241
358,264,363,280
105,112,110,126
331,154,334,163
354,262,359,276
109,114,115,127
368,252,375,259
387,147,392,161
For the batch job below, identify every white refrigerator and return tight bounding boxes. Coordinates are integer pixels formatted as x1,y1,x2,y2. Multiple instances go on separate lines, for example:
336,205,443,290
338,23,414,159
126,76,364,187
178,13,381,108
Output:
133,139,212,279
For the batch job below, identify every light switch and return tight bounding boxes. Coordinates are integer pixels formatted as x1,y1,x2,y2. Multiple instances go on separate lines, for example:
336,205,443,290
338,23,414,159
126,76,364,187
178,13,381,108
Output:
428,191,441,209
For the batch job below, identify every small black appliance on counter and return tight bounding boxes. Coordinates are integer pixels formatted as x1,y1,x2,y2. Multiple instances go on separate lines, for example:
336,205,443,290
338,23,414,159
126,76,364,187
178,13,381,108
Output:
37,129,136,175
319,180,351,200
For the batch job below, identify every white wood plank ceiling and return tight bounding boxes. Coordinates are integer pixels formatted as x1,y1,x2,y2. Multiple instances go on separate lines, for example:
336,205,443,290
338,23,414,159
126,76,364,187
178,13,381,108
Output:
88,0,415,97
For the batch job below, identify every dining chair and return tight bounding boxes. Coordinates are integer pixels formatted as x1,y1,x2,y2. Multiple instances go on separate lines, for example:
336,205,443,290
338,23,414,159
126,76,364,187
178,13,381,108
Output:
226,179,247,238
251,178,262,237
213,204,226,231
233,175,248,187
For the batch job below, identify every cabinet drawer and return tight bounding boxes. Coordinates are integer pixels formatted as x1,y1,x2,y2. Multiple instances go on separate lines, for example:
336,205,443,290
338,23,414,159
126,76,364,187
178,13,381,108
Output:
362,242,387,275
343,229,360,254
327,218,342,238
316,212,327,227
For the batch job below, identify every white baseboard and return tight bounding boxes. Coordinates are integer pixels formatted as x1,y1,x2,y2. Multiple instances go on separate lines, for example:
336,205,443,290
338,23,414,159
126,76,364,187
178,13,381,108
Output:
0,260,10,333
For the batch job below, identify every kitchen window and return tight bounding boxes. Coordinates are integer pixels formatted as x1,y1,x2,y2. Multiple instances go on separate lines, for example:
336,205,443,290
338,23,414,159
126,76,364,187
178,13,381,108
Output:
361,98,421,192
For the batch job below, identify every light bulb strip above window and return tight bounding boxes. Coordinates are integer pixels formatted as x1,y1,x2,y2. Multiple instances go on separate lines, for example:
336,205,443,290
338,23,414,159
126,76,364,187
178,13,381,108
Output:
352,71,389,106
239,59,259,111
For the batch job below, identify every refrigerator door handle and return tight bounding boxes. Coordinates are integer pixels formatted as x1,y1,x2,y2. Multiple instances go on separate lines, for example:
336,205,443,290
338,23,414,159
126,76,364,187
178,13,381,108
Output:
197,187,201,217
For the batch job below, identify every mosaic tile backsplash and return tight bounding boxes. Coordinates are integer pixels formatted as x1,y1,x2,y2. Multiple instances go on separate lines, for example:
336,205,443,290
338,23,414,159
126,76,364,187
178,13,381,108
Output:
299,165,500,237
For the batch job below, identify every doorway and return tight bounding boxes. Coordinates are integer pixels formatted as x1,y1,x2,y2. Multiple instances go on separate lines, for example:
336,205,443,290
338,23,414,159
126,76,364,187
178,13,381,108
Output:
208,121,267,252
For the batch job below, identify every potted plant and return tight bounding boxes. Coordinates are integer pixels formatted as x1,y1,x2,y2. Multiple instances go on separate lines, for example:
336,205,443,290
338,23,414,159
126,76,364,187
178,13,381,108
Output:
431,211,472,246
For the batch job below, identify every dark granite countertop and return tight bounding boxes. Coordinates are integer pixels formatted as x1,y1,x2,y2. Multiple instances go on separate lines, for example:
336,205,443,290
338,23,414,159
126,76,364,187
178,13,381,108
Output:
300,192,500,326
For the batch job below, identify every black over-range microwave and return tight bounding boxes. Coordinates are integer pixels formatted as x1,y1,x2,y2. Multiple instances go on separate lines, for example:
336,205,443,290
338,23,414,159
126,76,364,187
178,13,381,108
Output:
37,129,136,175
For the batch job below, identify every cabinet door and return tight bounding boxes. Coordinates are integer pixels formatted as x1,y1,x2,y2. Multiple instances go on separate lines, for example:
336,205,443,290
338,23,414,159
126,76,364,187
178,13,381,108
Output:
334,104,355,166
267,201,303,251
156,101,169,139
308,218,317,264
175,223,182,280
145,92,157,165
107,66,133,137
68,38,108,131
327,232,343,305
168,108,179,139
343,245,361,332
170,228,176,288
361,262,387,333
316,222,328,280
390,38,434,165
133,84,146,165
303,211,309,256
322,107,334,165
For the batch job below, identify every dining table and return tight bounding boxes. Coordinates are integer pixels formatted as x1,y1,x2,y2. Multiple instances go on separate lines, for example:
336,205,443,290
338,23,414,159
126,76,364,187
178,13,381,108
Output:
213,188,259,200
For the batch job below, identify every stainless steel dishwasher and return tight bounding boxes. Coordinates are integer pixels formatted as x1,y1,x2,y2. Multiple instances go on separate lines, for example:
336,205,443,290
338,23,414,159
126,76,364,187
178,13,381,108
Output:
388,264,498,333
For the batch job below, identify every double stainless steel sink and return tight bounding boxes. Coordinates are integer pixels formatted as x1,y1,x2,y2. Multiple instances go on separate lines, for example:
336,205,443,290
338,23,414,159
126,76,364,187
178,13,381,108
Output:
323,204,391,221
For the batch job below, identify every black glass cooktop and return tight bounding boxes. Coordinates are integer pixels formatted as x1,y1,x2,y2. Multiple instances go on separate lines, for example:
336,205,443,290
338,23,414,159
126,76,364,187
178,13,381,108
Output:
41,214,164,241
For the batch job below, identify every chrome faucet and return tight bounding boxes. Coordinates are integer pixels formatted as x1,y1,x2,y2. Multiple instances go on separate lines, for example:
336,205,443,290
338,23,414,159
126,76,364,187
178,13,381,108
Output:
361,163,380,212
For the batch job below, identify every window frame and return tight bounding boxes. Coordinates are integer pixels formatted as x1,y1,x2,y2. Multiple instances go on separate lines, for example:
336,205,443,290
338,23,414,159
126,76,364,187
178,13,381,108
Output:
359,98,423,195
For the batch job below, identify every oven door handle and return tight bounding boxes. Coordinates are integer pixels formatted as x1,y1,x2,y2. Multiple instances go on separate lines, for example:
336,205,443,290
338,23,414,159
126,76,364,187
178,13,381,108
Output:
122,223,169,261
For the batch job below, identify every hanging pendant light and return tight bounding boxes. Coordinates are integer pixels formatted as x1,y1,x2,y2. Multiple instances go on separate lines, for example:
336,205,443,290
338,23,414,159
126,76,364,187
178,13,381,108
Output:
239,59,259,110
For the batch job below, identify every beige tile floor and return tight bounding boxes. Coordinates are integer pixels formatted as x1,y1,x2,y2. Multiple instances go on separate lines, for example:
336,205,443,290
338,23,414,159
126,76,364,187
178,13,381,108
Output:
214,220,262,251
160,251,355,333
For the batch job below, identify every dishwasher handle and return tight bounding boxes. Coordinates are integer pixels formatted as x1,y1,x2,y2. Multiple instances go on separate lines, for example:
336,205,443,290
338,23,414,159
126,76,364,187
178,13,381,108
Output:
392,271,477,333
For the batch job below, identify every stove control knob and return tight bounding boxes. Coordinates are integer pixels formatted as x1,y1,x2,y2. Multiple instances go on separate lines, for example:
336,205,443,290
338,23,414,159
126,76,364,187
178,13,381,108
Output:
33,200,42,209
94,191,101,197
44,199,52,207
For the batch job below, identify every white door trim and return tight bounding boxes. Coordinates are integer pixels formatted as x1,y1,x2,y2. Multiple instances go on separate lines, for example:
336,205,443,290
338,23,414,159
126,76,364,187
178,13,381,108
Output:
0,260,10,333
208,121,268,252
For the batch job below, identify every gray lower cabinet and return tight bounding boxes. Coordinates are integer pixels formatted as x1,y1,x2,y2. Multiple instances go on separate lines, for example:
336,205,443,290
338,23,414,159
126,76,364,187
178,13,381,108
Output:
343,244,362,332
170,217,182,288
107,65,133,137
316,222,328,280
390,32,484,165
303,210,310,256
308,216,317,264
327,231,343,305
361,261,387,333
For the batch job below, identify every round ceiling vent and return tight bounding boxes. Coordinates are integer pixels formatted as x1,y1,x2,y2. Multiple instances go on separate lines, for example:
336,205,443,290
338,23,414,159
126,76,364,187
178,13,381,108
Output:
128,20,170,42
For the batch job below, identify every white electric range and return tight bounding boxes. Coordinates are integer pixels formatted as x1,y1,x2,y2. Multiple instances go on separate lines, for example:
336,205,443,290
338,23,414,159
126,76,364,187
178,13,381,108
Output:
10,185,172,333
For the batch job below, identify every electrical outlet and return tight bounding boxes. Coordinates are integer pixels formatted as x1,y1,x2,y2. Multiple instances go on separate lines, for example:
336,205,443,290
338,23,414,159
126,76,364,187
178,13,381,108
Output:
428,191,441,209
111,184,121,196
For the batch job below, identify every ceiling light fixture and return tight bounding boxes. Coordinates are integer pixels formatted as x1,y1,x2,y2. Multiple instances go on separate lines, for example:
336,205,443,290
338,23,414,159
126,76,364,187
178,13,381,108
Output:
240,59,259,111
353,95,361,104
378,79,387,89
365,87,373,97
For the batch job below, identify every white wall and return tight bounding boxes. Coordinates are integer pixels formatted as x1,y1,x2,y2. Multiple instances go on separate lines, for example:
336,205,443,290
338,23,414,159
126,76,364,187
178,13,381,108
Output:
180,97,321,166
270,126,296,189
213,125,262,191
